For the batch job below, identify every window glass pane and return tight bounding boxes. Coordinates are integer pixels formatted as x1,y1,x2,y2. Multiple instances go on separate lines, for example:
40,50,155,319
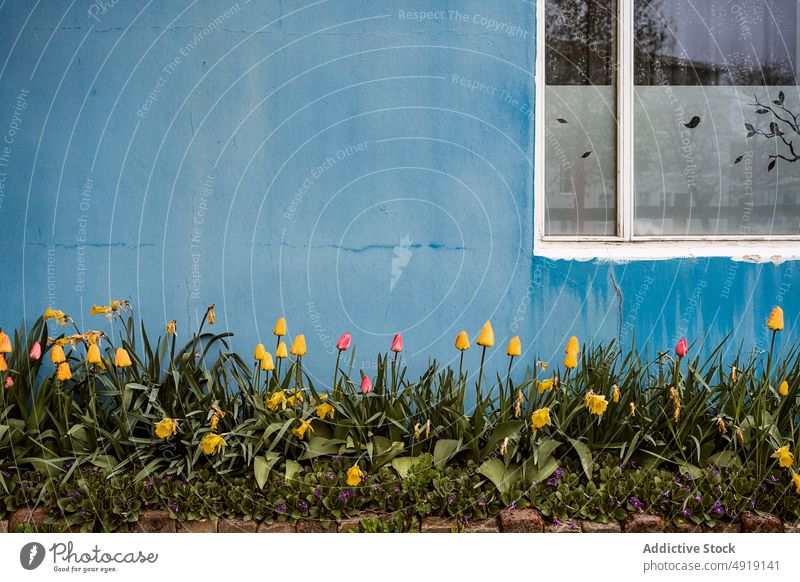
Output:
635,0,800,236
545,0,617,236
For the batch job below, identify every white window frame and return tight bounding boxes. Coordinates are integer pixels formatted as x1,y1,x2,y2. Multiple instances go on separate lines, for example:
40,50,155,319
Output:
533,0,800,261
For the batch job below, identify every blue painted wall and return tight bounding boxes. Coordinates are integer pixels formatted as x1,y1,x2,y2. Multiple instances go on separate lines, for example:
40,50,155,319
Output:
0,1,797,386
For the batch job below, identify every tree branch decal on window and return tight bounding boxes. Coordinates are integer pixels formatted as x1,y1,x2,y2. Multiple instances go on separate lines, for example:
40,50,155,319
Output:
738,91,800,172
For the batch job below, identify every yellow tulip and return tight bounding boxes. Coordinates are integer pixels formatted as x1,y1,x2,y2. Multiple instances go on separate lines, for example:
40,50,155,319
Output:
346,464,364,486
531,407,551,432
0,331,11,353
260,352,275,371
115,347,132,368
166,320,177,335
254,343,266,361
292,419,314,440
50,344,66,364
612,385,620,403
290,334,307,357
792,470,800,494
772,444,793,468
537,378,555,393
584,391,608,416
275,341,288,359
0,355,6,372
563,336,579,369
779,380,789,397
274,317,287,337
316,401,334,420
476,321,494,348
155,418,178,440
767,306,784,331
201,433,227,455
207,305,216,326
90,304,111,317
56,362,72,381
87,343,102,365
455,331,470,351
506,336,522,357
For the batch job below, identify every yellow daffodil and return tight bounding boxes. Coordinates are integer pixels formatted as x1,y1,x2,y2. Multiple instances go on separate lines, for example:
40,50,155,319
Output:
792,470,800,494
201,433,227,455
346,464,364,486
286,390,303,407
87,343,102,365
531,407,551,432
260,352,275,371
316,401,334,420
274,317,287,337
476,321,495,348
90,304,111,317
767,306,784,331
537,378,555,393
455,331,470,351
207,305,216,326
275,341,288,359
254,343,266,361
564,336,579,369
584,390,608,416
612,385,620,403
155,418,178,440
772,444,793,468
293,418,314,440
779,380,789,397
506,336,521,357
0,331,11,353
115,347,132,368
166,320,177,335
266,391,288,411
290,334,307,357
56,362,72,381
50,344,66,364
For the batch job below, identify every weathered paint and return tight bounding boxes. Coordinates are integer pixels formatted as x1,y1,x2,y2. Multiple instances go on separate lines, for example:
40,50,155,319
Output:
0,1,797,387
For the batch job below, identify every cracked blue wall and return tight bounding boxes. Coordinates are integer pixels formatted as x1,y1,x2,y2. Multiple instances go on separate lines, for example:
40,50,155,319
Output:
0,1,798,387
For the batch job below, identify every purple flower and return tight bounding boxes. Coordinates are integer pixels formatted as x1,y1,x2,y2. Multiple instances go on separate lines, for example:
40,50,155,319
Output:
509,500,517,510
394,486,402,494
338,491,349,502
313,488,322,498
710,500,724,515
546,477,559,487
62,460,75,471
79,508,87,517
297,501,309,511
447,494,455,505
168,503,179,513
661,490,670,499
277,479,285,487
694,495,701,502
554,468,565,478
769,475,779,484
709,466,720,477
629,496,644,511
477,498,486,507
457,515,469,525
324,472,335,480
568,521,579,530
682,508,691,517
276,502,287,513
373,485,382,494
553,518,562,526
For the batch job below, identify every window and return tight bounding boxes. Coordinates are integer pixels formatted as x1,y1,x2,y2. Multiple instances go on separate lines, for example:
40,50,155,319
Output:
535,0,800,259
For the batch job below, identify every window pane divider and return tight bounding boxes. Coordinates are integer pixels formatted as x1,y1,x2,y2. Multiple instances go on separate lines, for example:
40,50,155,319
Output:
618,0,634,241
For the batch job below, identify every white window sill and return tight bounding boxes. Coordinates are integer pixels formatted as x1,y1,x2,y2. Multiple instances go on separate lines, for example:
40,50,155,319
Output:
534,240,800,263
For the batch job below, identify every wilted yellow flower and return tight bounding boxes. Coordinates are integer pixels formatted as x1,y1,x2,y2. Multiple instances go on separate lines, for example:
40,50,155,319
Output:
735,425,745,446
254,343,266,361
792,470,800,494
499,437,509,457
514,389,523,418
201,433,227,455
275,341,288,359
210,414,221,430
413,423,421,440
266,391,288,411
629,402,636,417
155,418,178,440
56,362,72,381
669,386,682,422
767,306,784,331
730,366,737,383
293,418,314,440
779,380,789,397
537,378,555,394
531,407,551,432
537,361,548,369
346,464,364,486
772,444,794,468
316,401,334,420
87,343,102,365
166,320,177,336
563,336,579,369
50,344,66,364
424,419,431,439
717,417,727,434
90,304,111,317
207,305,216,326
506,336,521,357
584,391,608,416
115,347,132,368
476,321,494,348
455,331,470,351
0,331,11,353
44,307,69,326
290,334,307,357
612,385,620,403
274,317,287,337
260,352,274,371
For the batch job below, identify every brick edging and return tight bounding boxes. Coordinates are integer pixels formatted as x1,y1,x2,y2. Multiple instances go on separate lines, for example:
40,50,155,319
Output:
1,510,798,533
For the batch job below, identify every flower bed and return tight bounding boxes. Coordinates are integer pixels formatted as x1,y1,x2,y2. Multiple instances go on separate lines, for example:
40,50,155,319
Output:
0,304,799,532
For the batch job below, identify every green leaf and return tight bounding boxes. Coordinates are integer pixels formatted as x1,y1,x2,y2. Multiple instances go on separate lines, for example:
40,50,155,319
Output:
391,457,416,479
254,453,281,490
433,439,463,469
567,438,593,480
536,438,562,469
707,450,741,469
478,458,520,495
300,438,344,461
284,459,302,482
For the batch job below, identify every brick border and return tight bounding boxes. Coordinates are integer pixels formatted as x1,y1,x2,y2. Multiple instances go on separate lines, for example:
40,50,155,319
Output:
1,510,797,533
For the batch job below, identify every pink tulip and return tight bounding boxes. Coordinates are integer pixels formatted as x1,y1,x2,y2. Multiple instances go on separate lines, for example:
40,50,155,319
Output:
360,375,373,394
29,341,42,360
336,332,352,351
675,338,688,358
4,376,12,389
391,333,403,353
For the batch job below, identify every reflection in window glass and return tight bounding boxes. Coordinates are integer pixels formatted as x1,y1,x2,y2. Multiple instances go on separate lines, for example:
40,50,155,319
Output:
544,0,617,236
634,0,800,236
